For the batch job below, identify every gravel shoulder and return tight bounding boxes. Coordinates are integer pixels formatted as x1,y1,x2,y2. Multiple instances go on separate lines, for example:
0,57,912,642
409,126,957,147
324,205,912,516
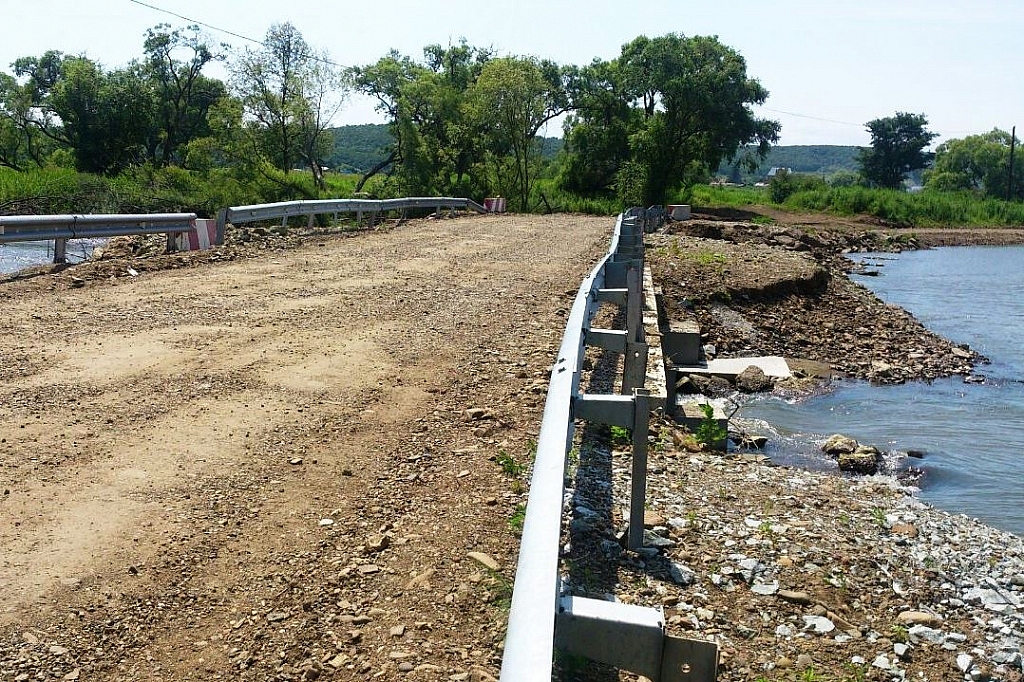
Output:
0,213,610,681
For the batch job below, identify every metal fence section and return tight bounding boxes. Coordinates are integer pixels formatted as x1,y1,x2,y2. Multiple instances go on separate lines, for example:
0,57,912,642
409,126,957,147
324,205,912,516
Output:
0,213,198,263
222,196,486,230
499,209,717,682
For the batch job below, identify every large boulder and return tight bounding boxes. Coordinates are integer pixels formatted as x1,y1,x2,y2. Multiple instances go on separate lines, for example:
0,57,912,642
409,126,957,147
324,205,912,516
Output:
821,434,858,456
734,365,774,393
687,373,734,398
838,446,881,475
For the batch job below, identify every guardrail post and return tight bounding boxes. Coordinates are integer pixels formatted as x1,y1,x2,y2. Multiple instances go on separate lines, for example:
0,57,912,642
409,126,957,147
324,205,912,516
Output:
215,208,227,246
622,263,648,394
52,238,67,264
628,388,651,551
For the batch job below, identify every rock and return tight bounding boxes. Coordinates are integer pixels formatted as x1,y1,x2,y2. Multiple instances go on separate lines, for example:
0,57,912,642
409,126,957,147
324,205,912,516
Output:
470,668,499,682
467,552,500,571
838,448,880,475
668,562,695,586
872,654,891,670
688,373,733,397
734,366,773,393
907,625,944,645
358,564,381,575
897,610,942,626
318,518,335,527
62,670,80,681
290,457,304,465
21,632,39,645
365,535,390,553
796,654,813,668
397,662,415,672
777,590,813,605
390,625,406,637
802,615,835,634
642,530,675,548
893,643,910,660
643,510,667,528
821,434,857,456
464,408,489,421
751,581,779,596
267,611,290,622
957,653,974,673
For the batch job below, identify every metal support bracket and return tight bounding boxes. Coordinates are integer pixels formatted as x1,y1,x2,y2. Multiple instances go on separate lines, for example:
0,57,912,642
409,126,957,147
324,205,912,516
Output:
585,328,627,353
596,288,628,307
555,596,718,681
573,394,635,430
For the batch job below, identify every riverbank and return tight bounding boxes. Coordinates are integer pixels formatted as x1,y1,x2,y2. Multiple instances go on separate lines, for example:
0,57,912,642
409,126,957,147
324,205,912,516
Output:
611,216,1024,681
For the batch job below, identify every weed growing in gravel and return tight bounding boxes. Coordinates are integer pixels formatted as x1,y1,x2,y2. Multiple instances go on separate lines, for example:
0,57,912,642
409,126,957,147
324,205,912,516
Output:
609,425,631,446
690,249,728,266
871,507,887,527
890,624,909,643
496,450,525,478
508,504,526,535
695,403,727,450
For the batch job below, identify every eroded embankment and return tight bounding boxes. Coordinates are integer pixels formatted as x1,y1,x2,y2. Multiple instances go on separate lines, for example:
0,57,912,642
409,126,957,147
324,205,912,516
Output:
648,222,978,384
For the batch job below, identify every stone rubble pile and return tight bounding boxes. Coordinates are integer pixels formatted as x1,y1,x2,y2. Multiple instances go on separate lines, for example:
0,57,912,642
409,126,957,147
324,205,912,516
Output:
561,423,1024,681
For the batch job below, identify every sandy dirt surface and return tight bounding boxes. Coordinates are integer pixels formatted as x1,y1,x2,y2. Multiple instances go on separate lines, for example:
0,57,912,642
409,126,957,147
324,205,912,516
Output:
0,214,611,681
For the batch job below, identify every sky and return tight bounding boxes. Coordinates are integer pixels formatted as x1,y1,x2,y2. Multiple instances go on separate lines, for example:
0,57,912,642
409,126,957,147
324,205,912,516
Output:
2,0,1022,147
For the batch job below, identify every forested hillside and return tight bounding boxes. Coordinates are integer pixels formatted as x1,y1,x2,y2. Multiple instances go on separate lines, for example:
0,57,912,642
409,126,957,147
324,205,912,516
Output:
326,124,563,173
718,145,860,183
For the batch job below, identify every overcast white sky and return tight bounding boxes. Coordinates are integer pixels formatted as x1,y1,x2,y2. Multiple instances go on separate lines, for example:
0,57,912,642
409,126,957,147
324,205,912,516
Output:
2,0,1021,146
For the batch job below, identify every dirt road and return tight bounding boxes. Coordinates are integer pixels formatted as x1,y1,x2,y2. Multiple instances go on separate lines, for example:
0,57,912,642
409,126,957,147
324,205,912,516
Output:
0,214,611,681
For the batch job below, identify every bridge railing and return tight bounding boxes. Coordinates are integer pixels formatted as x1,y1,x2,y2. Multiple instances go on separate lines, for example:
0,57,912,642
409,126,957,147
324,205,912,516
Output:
499,209,717,682
0,213,198,263
222,196,486,229
0,197,487,265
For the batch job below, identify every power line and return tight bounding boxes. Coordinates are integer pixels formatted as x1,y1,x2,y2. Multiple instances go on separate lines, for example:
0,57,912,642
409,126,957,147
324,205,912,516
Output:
127,0,263,46
126,0,349,68
760,107,863,128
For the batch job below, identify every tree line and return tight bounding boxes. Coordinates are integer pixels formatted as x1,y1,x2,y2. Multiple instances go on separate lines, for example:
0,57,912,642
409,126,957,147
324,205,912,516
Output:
3,23,1016,214
772,112,1021,202
1,25,781,211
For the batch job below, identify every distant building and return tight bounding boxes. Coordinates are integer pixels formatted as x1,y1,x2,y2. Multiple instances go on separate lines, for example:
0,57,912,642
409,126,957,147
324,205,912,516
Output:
765,166,792,179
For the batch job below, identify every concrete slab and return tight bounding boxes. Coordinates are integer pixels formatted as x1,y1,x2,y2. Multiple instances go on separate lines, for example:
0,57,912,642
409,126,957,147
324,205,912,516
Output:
676,356,792,380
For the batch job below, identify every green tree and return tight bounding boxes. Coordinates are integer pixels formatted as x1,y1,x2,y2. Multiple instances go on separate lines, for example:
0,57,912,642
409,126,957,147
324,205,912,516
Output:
230,23,346,189
556,59,633,197
560,34,779,206
858,112,937,189
470,56,573,210
142,23,227,167
48,58,156,174
350,41,492,196
925,129,1021,200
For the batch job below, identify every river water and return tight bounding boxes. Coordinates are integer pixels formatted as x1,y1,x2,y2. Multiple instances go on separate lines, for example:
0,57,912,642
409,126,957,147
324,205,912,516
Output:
736,245,1024,537
0,239,104,274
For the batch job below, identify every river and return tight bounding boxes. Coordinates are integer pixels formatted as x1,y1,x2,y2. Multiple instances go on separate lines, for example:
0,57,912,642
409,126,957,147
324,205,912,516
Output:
0,239,104,275
736,245,1024,536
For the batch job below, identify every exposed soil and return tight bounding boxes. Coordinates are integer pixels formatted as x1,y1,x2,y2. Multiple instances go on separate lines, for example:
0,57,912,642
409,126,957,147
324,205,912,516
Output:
4,206,1023,682
0,214,610,681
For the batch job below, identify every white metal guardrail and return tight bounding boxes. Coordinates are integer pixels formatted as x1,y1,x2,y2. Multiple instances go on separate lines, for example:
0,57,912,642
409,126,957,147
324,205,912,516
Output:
499,209,717,682
221,196,486,230
0,197,487,266
0,213,198,263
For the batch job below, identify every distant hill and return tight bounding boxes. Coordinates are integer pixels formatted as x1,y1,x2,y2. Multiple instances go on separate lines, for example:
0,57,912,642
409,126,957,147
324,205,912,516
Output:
719,145,861,183
326,124,393,173
326,123,564,174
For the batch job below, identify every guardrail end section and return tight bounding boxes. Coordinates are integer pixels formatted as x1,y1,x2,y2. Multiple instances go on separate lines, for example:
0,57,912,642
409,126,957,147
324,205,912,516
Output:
554,596,718,681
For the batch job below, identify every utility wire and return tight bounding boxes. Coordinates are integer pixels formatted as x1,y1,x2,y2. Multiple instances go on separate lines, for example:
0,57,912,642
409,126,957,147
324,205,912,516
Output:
760,107,863,128
126,0,349,68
